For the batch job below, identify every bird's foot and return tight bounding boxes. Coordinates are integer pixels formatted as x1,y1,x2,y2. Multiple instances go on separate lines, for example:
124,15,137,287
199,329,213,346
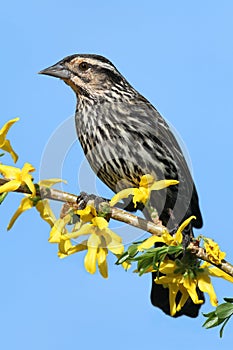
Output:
76,192,107,212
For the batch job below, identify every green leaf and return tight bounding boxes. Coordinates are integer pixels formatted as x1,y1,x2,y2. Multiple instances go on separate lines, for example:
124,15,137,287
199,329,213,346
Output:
202,315,224,329
203,311,216,318
137,257,153,275
220,317,231,338
167,245,183,256
203,301,233,336
215,303,233,319
224,297,233,303
0,153,4,157
115,251,130,265
128,244,138,257
0,192,8,205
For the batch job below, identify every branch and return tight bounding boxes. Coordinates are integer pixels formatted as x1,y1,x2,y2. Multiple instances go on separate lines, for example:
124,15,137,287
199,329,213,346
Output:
189,243,233,277
1,177,233,277
0,178,165,236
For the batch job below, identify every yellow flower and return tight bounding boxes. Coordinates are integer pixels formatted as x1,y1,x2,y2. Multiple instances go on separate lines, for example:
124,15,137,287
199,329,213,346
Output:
154,259,233,316
49,214,71,243
110,174,179,207
56,205,124,278
137,216,196,251
58,235,110,278
204,238,226,265
0,118,19,163
7,196,34,230
7,178,65,229
0,163,36,195
58,237,88,258
76,205,97,223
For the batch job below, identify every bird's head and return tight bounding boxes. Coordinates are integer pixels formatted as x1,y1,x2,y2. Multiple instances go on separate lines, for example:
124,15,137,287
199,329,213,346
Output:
39,54,130,100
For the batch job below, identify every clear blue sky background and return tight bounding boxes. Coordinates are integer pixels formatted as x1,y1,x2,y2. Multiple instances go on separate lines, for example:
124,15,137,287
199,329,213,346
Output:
1,1,233,349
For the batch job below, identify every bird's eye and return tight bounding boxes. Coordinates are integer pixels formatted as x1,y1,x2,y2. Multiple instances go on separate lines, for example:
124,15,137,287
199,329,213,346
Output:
79,62,89,71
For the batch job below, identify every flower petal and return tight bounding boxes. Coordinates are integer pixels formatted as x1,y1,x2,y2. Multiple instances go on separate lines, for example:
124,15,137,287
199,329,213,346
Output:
0,164,20,178
107,239,124,255
163,231,179,245
49,215,71,243
36,200,56,227
109,188,135,207
122,261,131,271
21,162,35,175
92,216,108,230
197,272,218,306
7,196,34,230
154,275,178,284
23,174,36,196
64,223,95,240
105,228,122,243
139,174,155,187
58,238,87,258
97,247,108,278
38,178,67,187
0,118,19,139
137,235,166,251
174,216,196,243
168,283,180,316
159,260,177,274
132,188,148,206
176,286,190,313
206,266,233,283
76,205,97,223
0,179,21,193
58,237,74,257
204,238,226,265
76,205,93,216
0,139,18,163
84,233,101,274
150,179,179,191
183,276,204,305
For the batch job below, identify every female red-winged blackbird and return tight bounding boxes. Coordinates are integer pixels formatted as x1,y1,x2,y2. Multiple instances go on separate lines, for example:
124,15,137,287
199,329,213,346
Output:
40,54,203,317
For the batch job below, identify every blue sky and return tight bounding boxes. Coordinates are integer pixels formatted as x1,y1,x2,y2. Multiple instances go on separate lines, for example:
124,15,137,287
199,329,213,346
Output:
1,1,233,349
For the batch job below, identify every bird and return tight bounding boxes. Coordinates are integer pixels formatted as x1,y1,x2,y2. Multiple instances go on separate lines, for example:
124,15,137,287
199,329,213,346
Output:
39,54,203,317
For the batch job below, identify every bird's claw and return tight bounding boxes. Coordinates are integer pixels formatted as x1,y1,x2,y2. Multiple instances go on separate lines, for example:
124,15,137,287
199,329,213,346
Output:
77,192,107,211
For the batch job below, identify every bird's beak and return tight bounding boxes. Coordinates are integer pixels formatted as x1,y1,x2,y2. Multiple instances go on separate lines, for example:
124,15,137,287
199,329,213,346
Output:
38,63,71,79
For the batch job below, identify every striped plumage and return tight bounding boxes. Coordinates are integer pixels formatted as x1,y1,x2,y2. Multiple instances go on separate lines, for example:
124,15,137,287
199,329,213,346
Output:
40,54,203,317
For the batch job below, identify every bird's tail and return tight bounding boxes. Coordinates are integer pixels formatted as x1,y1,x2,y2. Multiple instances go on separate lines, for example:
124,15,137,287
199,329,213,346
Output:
143,207,204,317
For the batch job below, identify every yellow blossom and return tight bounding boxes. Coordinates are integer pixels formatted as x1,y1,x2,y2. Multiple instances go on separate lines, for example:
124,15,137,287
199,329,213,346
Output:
84,233,102,274
137,216,196,251
96,247,108,278
64,216,124,254
204,238,226,265
58,237,88,258
49,214,71,243
7,178,65,229
56,204,124,278
7,197,34,230
0,118,19,163
0,163,36,195
76,205,97,223
110,174,179,207
201,261,233,283
36,200,57,227
154,259,233,316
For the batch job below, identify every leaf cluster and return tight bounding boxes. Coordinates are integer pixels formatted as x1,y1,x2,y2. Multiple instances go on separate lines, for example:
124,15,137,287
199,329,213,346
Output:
203,298,233,337
116,240,183,276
